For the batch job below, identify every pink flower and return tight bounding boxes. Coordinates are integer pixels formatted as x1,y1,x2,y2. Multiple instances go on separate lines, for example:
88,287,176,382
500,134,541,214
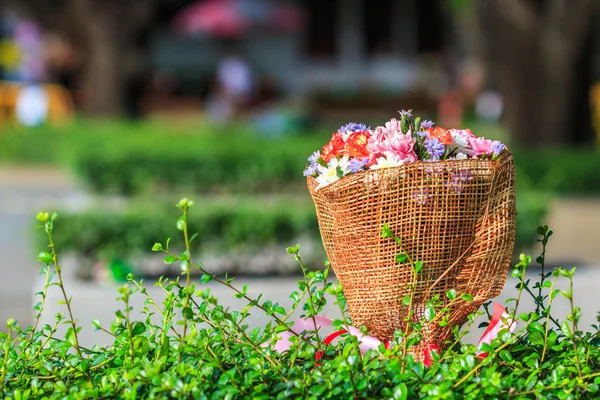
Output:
367,129,417,163
448,129,476,150
384,118,402,133
466,136,494,157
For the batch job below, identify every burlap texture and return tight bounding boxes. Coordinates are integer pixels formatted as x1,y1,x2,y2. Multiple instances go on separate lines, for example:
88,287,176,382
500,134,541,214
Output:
307,153,516,347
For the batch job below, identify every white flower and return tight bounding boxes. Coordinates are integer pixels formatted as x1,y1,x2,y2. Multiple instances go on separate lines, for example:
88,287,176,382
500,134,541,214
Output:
370,152,406,170
339,130,352,141
455,152,468,160
315,155,351,190
448,129,473,152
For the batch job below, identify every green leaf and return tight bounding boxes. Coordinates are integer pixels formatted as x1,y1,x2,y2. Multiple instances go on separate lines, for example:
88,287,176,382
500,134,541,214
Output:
446,289,457,300
131,322,146,336
424,305,435,321
200,274,213,284
392,383,408,400
560,321,572,338
91,352,106,367
151,242,162,252
381,224,393,238
414,261,423,273
91,319,102,330
527,321,544,335
164,255,177,264
395,254,407,263
176,216,186,231
461,293,473,302
37,251,52,263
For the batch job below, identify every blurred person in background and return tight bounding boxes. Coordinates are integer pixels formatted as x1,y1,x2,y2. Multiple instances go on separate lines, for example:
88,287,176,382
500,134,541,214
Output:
207,44,254,121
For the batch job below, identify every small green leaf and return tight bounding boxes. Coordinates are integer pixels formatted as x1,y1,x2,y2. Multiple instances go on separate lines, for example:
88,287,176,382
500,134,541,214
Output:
37,251,52,263
414,261,423,273
151,243,162,252
424,305,435,321
381,224,393,238
176,216,186,231
446,289,457,300
164,255,177,264
395,254,407,263
131,322,146,336
200,274,213,284
560,321,572,338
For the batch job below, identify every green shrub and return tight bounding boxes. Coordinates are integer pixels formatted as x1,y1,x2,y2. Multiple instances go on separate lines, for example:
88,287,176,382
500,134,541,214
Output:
41,191,546,275
513,149,600,195
1,203,598,399
41,196,319,275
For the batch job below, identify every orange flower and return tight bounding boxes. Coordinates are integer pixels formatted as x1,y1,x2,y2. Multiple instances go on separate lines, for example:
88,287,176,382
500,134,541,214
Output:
321,132,346,163
427,127,454,145
345,131,371,158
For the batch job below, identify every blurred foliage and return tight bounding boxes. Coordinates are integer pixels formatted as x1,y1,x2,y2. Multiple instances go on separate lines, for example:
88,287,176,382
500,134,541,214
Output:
37,196,319,275
513,149,600,195
2,118,580,259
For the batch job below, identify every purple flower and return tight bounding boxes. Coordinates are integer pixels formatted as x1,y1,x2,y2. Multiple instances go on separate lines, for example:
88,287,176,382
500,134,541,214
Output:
307,150,321,164
420,120,434,129
414,130,428,138
398,109,413,119
424,137,445,160
338,122,369,133
447,170,473,193
303,163,318,177
348,157,369,173
491,140,506,157
412,187,431,205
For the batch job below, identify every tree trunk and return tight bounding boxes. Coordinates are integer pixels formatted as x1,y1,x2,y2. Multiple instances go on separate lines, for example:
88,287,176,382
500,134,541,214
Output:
477,0,596,147
79,8,123,116
68,0,154,117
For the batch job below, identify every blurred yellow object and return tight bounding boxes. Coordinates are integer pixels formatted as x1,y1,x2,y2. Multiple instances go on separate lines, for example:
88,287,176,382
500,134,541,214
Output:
0,81,74,128
0,40,21,72
590,82,600,145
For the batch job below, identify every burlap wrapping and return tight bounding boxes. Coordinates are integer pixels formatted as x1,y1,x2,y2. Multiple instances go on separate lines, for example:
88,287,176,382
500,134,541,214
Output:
307,152,516,348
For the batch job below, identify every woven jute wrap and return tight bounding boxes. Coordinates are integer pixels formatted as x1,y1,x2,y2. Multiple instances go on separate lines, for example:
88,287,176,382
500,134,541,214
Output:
307,152,516,347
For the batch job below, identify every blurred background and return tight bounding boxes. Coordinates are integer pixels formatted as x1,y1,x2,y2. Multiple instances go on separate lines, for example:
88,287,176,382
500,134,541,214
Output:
1,0,599,343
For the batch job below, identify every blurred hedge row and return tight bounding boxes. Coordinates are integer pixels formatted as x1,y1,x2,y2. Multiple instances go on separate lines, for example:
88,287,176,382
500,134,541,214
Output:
2,121,599,195
39,196,320,276
41,193,546,276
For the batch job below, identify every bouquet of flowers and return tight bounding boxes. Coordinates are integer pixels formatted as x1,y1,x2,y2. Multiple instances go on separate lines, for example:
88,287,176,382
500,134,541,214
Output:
305,111,516,348
304,111,507,189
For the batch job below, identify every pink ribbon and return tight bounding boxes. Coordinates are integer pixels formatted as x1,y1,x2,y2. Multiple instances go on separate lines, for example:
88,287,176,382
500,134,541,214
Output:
266,303,514,366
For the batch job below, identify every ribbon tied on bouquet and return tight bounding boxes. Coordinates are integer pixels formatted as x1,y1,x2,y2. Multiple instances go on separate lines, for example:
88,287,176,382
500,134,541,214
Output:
265,303,515,367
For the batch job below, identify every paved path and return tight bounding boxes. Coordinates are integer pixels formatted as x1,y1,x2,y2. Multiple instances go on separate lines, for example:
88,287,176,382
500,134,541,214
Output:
0,167,88,329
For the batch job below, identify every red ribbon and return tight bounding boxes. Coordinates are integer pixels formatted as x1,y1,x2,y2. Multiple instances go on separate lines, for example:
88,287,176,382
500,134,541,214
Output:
267,303,514,367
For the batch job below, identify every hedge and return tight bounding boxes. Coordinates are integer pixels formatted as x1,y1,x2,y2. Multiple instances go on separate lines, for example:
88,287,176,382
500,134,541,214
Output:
41,190,548,278
39,196,319,276
3,204,598,399
2,120,599,195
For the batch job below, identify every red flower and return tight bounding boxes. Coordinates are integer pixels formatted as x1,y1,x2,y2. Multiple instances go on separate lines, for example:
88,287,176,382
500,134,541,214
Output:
427,127,454,145
345,130,371,158
321,132,346,163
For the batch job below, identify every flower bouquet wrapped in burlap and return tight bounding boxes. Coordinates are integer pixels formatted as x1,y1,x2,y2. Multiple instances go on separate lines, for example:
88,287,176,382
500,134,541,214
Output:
304,113,516,348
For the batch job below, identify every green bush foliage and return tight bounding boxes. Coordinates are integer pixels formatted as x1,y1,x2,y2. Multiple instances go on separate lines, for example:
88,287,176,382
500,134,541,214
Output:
513,149,600,195
41,197,318,268
42,193,543,271
2,121,598,195
1,203,599,399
